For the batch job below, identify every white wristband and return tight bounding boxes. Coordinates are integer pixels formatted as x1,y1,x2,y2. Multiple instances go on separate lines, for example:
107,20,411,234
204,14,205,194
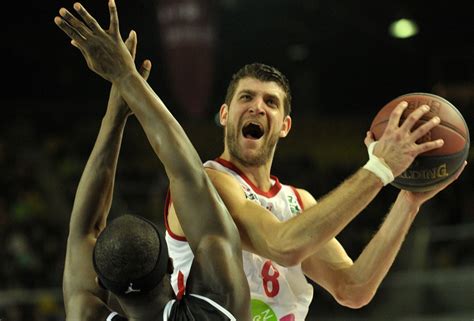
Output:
363,142,394,186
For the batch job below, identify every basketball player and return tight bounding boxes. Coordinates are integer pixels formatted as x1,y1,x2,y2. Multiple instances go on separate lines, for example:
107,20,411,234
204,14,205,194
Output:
165,63,467,319
55,1,250,320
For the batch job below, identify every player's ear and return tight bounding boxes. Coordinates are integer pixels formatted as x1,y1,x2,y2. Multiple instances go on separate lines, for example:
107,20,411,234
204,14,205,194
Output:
219,104,229,127
95,276,107,290
279,114,292,138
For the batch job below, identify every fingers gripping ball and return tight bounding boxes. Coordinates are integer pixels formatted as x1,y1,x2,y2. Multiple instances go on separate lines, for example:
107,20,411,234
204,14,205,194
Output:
370,92,470,191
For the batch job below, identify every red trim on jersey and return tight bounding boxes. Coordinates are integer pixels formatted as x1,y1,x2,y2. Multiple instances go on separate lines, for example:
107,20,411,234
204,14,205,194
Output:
215,158,282,198
163,188,187,241
177,271,185,300
290,186,305,211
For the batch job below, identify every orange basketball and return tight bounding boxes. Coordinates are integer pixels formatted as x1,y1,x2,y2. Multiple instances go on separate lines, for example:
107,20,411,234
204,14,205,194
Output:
370,92,470,191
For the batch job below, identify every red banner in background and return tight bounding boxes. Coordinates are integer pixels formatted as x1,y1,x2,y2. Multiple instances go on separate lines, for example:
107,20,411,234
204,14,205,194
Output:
157,0,216,118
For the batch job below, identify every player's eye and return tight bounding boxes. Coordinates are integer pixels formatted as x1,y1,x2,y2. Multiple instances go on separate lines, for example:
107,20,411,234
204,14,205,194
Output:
267,99,278,108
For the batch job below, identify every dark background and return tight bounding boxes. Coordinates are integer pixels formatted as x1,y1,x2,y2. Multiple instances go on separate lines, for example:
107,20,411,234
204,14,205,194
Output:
1,0,473,320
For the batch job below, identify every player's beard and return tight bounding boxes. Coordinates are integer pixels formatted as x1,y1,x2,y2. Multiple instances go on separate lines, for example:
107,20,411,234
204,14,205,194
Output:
225,123,279,167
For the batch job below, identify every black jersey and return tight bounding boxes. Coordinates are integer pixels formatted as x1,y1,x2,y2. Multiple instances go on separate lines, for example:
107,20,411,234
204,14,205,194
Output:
107,294,236,321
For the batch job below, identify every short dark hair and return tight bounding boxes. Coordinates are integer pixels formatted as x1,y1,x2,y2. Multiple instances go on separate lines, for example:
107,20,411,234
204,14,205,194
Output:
93,214,168,296
224,63,292,116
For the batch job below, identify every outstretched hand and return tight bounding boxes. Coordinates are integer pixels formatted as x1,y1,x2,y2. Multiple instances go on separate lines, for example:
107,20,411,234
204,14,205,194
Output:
54,0,135,83
365,101,444,177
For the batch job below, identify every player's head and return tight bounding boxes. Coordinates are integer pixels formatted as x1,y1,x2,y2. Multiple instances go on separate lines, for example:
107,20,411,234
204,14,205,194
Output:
220,63,292,166
224,63,292,117
93,214,171,300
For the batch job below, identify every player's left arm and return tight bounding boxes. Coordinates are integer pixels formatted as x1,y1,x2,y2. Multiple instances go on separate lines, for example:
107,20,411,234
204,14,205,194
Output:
63,101,128,318
300,162,467,308
295,188,358,307
302,194,423,309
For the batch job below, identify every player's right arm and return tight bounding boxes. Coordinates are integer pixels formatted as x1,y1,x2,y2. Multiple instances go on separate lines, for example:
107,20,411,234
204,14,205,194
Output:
203,166,383,267
195,102,443,267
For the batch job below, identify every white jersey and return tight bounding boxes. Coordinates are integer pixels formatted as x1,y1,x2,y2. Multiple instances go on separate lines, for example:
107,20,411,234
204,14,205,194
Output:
165,158,314,321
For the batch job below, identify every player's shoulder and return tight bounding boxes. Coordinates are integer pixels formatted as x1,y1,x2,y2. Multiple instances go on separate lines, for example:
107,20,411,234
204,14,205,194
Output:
205,166,238,183
292,187,317,208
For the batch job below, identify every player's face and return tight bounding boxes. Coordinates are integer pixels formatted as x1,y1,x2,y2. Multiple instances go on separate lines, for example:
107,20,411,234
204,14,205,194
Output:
220,77,291,166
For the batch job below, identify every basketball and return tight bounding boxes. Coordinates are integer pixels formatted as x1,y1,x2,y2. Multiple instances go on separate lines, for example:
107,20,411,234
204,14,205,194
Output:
369,92,470,192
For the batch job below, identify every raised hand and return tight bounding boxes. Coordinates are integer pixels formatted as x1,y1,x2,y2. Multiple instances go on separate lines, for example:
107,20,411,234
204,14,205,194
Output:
54,0,135,83
365,101,444,177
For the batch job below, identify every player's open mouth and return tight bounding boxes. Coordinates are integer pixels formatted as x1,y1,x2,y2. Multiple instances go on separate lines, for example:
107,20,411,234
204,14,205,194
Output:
242,122,264,140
